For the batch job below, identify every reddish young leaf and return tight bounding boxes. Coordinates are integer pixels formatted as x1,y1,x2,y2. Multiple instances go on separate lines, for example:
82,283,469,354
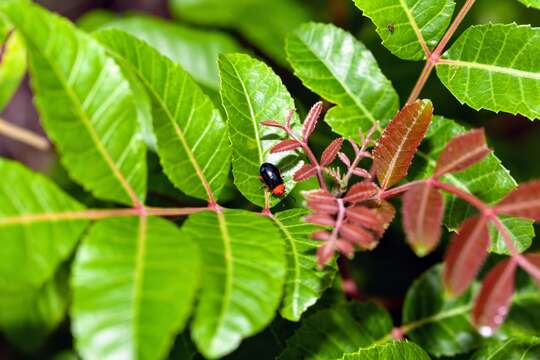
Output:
374,200,396,236
302,101,323,141
320,137,344,166
270,139,302,153
294,164,317,181
346,207,384,235
260,119,285,129
340,223,376,249
304,214,335,227
306,191,338,215
495,181,540,220
472,259,517,336
402,183,445,257
443,216,490,297
335,239,355,258
373,99,433,189
434,129,490,177
317,242,335,267
338,152,351,167
524,253,540,288
351,168,371,179
343,182,378,204
312,230,332,241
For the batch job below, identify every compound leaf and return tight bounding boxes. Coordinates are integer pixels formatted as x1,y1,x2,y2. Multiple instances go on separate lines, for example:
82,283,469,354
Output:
341,341,430,360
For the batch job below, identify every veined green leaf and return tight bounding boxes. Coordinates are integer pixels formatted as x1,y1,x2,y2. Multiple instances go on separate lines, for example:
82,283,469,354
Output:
437,24,540,120
71,216,199,360
0,159,87,289
411,116,534,254
95,29,231,202
0,1,147,206
354,0,455,60
0,20,26,112
341,341,430,359
272,209,336,321
517,0,540,9
79,11,242,91
286,23,399,139
278,302,393,359
169,0,311,65
182,209,286,358
470,337,540,359
219,53,302,208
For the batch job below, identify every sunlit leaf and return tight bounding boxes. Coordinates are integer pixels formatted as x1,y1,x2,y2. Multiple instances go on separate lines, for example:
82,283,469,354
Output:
0,1,147,206
354,0,456,60
496,181,540,221
402,183,444,256
96,29,231,202
182,210,286,358
286,23,399,139
0,20,26,112
341,341,430,359
437,24,540,120
517,0,540,9
374,99,433,189
219,53,301,207
470,337,540,359
72,216,199,360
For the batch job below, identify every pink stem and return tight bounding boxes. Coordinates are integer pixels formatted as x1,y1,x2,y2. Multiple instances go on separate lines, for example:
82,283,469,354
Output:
406,60,435,105
432,0,477,57
379,180,426,200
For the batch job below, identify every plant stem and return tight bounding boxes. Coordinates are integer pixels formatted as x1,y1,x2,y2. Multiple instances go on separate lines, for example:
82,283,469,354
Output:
0,117,50,151
431,178,489,212
337,256,362,300
379,180,425,200
406,60,435,104
432,0,477,56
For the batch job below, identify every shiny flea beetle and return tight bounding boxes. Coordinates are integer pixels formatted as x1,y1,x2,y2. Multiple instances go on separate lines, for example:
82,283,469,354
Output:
259,163,286,196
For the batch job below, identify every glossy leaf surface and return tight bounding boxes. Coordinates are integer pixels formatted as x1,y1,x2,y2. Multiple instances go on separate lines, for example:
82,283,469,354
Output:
286,23,399,139
341,341,430,359
354,0,455,60
1,1,147,206
471,337,540,359
96,29,231,201
219,53,301,207
496,181,540,221
72,217,199,360
182,210,286,358
437,24,540,120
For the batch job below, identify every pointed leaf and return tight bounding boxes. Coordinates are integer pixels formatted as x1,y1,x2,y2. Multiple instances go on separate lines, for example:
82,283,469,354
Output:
271,209,336,321
354,0,456,61
402,183,444,256
444,216,490,296
496,181,540,221
471,337,540,359
346,207,384,235
352,167,371,178
434,129,491,177
72,216,200,360
306,190,338,215
302,101,323,141
271,139,302,154
304,214,336,227
95,29,231,202
0,2,146,206
525,253,540,288
374,99,433,189
343,182,378,203
278,303,393,360
375,200,396,235
0,22,26,112
320,137,343,166
437,24,540,120
340,223,377,249
219,53,301,207
182,209,286,358
286,23,399,139
472,259,517,336
338,152,351,167
293,164,317,182
341,341,430,359
317,242,336,268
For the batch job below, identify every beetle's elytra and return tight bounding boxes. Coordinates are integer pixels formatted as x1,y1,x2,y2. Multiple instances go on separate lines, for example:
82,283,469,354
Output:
259,162,285,196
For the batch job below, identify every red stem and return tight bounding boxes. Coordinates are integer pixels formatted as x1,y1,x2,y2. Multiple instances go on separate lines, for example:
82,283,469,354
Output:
432,0,477,57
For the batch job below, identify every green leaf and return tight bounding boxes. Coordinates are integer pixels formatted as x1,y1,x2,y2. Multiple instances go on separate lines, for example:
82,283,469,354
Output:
286,23,399,138
470,337,540,359
79,11,242,91
71,216,200,360
95,29,231,202
278,302,393,359
0,22,26,112
412,116,534,254
272,209,336,321
402,265,479,357
0,159,87,288
0,1,147,206
182,209,286,359
354,0,456,60
499,274,540,338
437,24,540,120
341,341,431,359
169,0,311,65
517,0,540,9
219,53,301,208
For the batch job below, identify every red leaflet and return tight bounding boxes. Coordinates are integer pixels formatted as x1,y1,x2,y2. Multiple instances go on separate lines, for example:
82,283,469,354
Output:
434,129,491,177
402,183,444,256
495,181,540,221
343,182,378,204
346,207,384,235
312,230,332,241
260,120,285,129
302,101,323,141
320,137,344,166
351,168,371,178
443,216,490,296
294,164,317,181
270,139,302,153
340,223,376,249
472,259,517,336
525,253,540,288
338,152,351,167
373,99,433,189
374,200,396,236
335,239,355,258
306,190,338,214
304,214,336,227
317,242,335,267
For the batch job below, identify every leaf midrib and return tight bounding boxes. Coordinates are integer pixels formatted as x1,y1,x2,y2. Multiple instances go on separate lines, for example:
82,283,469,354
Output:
438,59,540,80
131,215,148,356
